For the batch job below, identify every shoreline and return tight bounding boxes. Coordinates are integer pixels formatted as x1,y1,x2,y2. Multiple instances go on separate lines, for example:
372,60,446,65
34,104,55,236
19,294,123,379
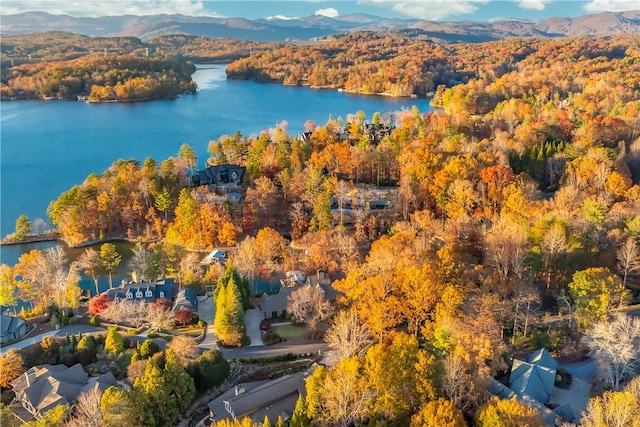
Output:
0,232,60,246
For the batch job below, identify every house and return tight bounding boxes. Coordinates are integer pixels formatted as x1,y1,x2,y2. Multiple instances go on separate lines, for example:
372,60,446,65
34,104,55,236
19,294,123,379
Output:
489,348,582,426
509,347,557,404
101,278,176,304
259,287,299,319
1,314,28,344
206,370,311,424
172,288,198,314
10,363,116,421
191,164,246,188
201,249,227,266
259,272,340,319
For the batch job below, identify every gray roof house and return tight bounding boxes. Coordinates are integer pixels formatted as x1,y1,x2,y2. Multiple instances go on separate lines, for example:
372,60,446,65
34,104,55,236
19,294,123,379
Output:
509,347,557,404
1,314,28,344
10,363,116,420
172,288,199,313
490,348,578,427
206,370,311,424
259,271,340,319
192,164,246,188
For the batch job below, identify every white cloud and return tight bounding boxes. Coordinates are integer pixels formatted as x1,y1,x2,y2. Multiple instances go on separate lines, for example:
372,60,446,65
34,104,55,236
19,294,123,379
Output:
359,0,489,20
518,0,553,10
314,7,339,18
584,0,639,12
267,14,298,20
0,0,222,17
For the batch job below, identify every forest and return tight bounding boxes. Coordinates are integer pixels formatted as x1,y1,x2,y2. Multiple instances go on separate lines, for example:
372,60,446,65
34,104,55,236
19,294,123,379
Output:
1,31,640,426
0,32,277,100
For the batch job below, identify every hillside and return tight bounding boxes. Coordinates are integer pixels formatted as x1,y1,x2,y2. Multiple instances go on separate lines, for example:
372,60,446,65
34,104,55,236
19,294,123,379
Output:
1,10,638,42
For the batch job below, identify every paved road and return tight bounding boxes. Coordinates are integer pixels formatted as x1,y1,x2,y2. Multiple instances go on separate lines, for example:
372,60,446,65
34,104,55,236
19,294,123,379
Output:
540,303,640,325
0,325,103,354
222,342,328,359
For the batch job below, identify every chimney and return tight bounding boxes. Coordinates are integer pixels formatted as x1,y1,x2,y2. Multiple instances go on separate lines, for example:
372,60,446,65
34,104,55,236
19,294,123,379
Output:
26,369,36,387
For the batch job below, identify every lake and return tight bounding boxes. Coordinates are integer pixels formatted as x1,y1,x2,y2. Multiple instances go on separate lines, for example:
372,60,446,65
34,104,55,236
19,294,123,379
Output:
0,65,433,267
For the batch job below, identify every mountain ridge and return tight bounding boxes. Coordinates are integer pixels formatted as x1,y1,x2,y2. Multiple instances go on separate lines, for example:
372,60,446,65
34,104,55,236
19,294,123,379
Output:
1,10,638,42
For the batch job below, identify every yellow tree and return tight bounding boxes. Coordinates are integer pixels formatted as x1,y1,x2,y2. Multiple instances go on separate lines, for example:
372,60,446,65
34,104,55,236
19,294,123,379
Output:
475,397,545,427
364,332,423,421
411,398,466,427
305,358,369,427
568,267,630,330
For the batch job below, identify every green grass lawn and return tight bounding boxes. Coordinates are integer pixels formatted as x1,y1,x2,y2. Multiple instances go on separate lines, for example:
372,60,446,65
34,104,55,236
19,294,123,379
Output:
273,324,309,338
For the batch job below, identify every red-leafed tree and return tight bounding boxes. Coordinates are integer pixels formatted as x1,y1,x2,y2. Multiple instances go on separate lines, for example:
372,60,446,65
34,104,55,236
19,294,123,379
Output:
89,294,111,316
175,308,193,327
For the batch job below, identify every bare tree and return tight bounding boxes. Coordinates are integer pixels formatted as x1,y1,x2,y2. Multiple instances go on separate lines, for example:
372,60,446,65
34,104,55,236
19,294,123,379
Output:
65,385,103,427
324,309,372,361
287,285,332,331
123,300,147,328
584,314,640,390
100,300,146,327
128,243,150,282
540,222,567,289
617,236,640,288
147,303,175,332
230,236,258,292
167,335,199,364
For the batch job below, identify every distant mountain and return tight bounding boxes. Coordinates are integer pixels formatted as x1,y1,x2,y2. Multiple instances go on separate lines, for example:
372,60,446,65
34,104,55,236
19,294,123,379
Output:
1,10,638,42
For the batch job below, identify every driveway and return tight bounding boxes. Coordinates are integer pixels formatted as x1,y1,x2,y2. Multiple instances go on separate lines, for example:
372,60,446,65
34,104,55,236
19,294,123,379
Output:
244,308,263,347
196,295,218,349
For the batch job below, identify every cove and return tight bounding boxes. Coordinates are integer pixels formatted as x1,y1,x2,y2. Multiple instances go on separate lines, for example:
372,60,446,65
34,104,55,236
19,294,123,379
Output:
0,65,433,265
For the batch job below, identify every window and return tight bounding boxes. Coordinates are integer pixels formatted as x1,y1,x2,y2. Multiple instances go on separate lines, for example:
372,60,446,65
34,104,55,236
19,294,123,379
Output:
145,290,153,297
159,291,165,298
135,291,143,299
126,292,133,299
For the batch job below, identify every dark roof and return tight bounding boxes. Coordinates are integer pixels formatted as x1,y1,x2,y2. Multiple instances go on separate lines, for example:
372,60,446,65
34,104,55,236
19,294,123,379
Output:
192,164,245,187
102,278,175,302
259,287,299,314
1,315,27,339
209,371,310,422
172,288,198,313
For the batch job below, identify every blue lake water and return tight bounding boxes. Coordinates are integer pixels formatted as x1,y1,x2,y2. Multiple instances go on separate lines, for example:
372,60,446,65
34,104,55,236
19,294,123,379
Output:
0,65,433,269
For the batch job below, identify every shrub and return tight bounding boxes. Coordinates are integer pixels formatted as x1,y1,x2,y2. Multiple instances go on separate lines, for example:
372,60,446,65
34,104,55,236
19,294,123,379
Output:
89,316,100,327
139,339,160,359
263,330,281,345
104,327,124,354
77,336,97,352
197,320,206,328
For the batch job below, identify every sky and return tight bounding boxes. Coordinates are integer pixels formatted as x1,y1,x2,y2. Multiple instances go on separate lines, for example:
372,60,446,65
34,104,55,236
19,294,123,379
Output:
0,0,638,21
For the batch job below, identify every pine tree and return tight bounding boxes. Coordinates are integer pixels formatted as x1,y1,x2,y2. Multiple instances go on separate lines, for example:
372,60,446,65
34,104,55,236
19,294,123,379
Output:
290,394,310,427
214,278,245,346
164,348,196,414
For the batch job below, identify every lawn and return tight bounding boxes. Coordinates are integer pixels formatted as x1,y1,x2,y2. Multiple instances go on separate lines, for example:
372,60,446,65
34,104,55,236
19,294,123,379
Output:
273,324,309,338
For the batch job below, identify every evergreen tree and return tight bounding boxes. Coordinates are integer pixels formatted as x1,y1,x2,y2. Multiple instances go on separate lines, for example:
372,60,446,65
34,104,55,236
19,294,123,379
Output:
290,395,310,427
100,243,122,289
15,215,32,240
214,277,245,346
164,348,196,414
104,326,124,354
